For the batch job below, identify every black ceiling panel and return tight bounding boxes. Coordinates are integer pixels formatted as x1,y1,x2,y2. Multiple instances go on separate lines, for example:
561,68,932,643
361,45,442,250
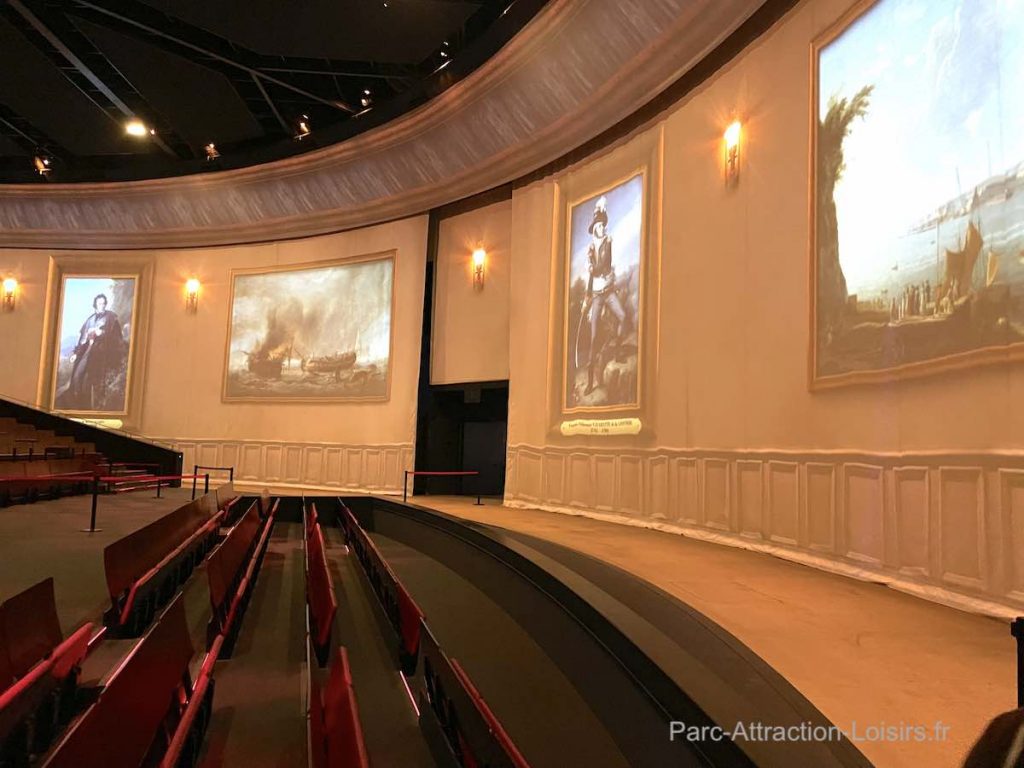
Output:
138,0,481,63
77,18,264,150
0,0,546,181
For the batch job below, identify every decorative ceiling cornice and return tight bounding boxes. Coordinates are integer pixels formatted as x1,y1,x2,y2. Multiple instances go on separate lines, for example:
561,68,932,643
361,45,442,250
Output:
0,0,766,249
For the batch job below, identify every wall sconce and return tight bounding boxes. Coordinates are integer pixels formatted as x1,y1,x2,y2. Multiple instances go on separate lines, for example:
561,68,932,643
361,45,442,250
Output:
185,278,200,313
2,278,17,311
471,248,486,290
294,115,311,140
723,119,742,186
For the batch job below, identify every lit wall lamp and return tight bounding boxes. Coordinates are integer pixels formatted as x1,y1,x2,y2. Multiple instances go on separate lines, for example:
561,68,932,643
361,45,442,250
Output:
2,278,17,312
185,278,200,313
471,248,486,290
723,119,742,186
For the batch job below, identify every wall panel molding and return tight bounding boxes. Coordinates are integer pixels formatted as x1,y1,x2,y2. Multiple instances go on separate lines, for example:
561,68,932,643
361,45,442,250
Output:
155,437,414,494
505,444,1024,613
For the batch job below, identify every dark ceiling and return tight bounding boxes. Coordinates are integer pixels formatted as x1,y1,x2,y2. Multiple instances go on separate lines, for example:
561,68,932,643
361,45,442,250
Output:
0,0,547,183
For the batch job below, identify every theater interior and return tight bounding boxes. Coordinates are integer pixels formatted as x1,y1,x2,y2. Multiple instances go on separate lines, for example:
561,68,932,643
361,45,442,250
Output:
1,0,1023,766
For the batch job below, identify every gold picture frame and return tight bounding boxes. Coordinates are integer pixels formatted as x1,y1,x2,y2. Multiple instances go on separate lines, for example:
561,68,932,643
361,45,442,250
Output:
809,0,1024,390
561,167,648,414
49,272,141,419
221,251,397,403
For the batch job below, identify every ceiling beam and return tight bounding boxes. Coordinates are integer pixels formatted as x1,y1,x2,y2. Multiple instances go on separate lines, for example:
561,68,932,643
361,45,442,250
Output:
2,0,193,159
0,101,71,158
59,0,388,116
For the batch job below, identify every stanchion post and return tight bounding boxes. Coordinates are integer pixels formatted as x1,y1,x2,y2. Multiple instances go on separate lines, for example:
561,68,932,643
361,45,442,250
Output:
83,475,101,533
156,478,162,499
204,473,210,495
403,470,409,503
230,466,235,483
1012,618,1024,708
191,465,198,500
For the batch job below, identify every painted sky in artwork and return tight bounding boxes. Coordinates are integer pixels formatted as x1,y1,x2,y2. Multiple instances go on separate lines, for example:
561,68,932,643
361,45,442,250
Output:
819,0,1024,295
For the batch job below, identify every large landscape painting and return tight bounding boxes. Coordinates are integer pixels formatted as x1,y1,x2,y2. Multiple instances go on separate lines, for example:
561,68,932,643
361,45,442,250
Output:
564,172,644,412
224,255,394,401
813,0,1024,386
52,275,137,416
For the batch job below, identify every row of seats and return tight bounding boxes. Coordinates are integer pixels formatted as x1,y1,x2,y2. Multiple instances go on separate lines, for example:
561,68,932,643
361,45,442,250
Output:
306,505,338,666
0,578,103,767
0,456,103,507
41,492,278,768
340,504,424,675
309,647,369,768
421,625,530,768
304,503,370,768
338,500,531,768
42,595,209,768
206,497,277,653
160,495,279,768
0,418,95,458
102,485,239,637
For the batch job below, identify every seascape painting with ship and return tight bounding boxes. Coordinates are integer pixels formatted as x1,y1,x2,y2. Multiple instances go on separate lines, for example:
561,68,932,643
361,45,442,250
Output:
814,0,1024,384
224,256,394,401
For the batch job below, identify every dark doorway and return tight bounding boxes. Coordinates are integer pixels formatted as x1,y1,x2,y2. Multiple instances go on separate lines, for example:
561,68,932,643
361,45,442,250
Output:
414,381,509,498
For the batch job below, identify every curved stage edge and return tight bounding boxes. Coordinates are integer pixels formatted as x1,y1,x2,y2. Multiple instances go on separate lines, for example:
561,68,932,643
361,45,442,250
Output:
335,495,872,768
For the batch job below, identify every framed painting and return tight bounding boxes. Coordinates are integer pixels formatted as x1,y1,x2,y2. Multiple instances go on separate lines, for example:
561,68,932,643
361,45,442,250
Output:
562,170,646,413
811,0,1024,388
50,274,139,417
223,252,395,402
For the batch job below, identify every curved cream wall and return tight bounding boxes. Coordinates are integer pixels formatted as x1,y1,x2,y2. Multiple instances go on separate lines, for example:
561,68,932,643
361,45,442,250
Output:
497,0,1024,615
1,216,428,494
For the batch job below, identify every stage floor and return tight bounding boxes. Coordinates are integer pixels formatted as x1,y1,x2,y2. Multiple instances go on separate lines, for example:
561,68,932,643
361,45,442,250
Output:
413,495,1012,768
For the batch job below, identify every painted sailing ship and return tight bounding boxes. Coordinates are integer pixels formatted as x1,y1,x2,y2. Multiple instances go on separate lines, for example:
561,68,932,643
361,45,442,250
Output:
302,351,357,379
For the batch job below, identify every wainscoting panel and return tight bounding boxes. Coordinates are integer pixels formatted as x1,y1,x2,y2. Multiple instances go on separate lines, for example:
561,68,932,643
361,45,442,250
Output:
938,467,986,592
1001,470,1024,603
736,460,764,540
702,458,730,532
568,453,593,509
767,461,799,547
843,463,885,567
157,437,415,494
894,467,929,577
804,463,836,554
504,444,1024,613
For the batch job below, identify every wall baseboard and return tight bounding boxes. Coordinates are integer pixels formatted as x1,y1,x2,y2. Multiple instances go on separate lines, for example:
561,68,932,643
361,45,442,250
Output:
153,437,415,496
505,443,1024,616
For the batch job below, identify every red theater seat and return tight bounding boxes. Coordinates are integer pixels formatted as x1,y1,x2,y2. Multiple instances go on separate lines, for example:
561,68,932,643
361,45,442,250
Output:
44,596,197,768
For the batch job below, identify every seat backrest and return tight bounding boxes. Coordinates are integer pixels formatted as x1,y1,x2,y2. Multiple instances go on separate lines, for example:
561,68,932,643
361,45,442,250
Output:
420,624,530,768
323,647,368,768
104,498,214,601
208,501,260,615
306,523,337,650
0,578,64,680
44,595,194,768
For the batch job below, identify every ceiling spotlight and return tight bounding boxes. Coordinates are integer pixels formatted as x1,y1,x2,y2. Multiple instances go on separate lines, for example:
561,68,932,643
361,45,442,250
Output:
443,40,449,47
125,119,148,137
360,96,371,108
294,115,311,140
363,88,371,96
33,155,52,176
205,142,220,161
440,50,448,58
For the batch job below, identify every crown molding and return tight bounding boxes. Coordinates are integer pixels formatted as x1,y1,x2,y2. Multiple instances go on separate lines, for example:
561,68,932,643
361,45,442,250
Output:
0,0,765,249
